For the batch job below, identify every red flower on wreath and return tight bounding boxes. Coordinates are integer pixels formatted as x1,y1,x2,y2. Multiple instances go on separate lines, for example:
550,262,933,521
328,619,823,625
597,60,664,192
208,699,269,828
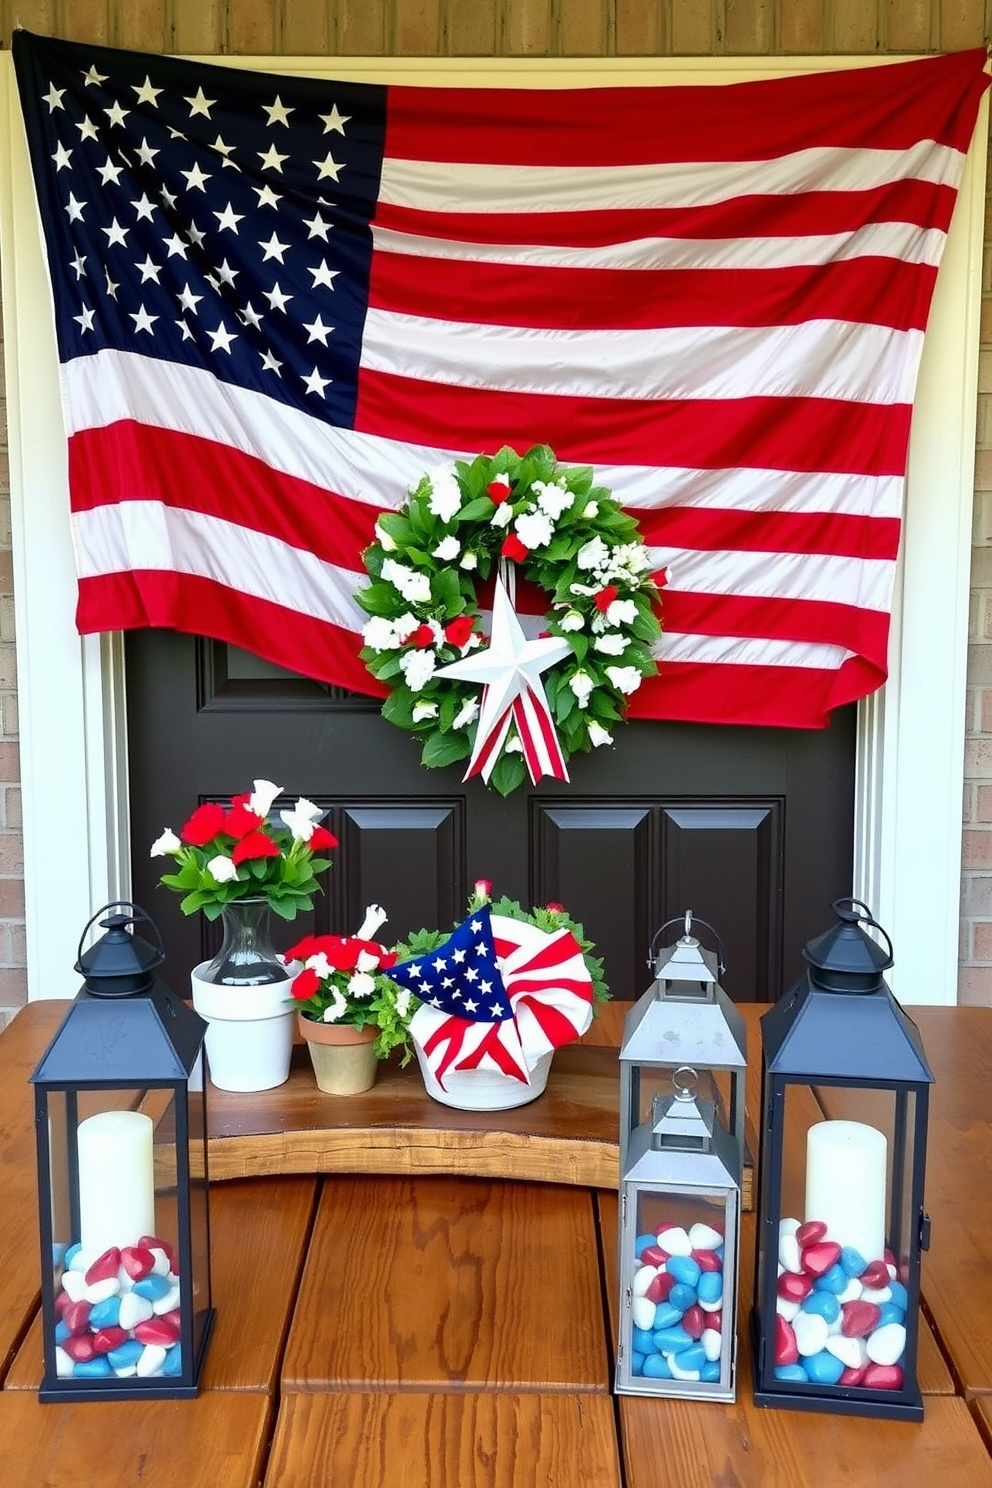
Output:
594,585,619,613
411,624,436,649
444,616,475,648
487,477,512,504
501,533,529,563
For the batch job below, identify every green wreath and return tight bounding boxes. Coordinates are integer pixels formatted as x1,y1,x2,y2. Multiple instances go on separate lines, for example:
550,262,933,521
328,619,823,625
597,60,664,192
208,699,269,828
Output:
356,445,664,797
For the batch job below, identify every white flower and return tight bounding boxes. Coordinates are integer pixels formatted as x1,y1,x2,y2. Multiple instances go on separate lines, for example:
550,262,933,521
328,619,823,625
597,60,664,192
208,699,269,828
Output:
357,904,388,940
206,854,239,883
587,721,613,748
382,558,432,606
460,551,478,570
594,633,627,656
581,501,599,520
280,797,322,841
150,828,182,857
569,582,598,598
356,949,381,973
427,465,463,523
321,987,348,1022
605,665,643,696
558,610,585,632
395,988,413,1020
374,520,397,552
393,613,420,645
534,479,574,521
308,952,333,980
491,502,514,529
515,510,554,550
433,535,460,561
362,615,400,652
249,779,281,818
568,671,595,709
412,700,439,723
348,970,377,999
399,649,437,692
577,536,609,571
606,598,639,627
505,732,523,753
453,696,480,730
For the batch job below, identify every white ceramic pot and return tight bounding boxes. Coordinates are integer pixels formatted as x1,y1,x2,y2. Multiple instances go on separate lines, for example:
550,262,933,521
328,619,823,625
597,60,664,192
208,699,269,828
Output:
190,963,298,1093
413,1041,554,1111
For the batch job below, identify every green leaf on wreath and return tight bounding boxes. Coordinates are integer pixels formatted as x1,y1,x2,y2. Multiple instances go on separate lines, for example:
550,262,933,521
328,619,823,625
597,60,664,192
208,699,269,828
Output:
457,496,497,523
421,730,472,769
489,751,527,797
355,582,400,618
382,689,417,728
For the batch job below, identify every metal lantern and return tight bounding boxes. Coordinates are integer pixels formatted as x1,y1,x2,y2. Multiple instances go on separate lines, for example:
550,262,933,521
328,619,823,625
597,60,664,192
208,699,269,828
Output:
616,1068,741,1400
752,898,933,1421
30,903,214,1401
620,912,747,1174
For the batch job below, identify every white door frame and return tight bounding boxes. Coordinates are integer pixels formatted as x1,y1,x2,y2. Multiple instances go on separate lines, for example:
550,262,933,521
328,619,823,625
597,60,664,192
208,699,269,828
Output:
0,54,986,1004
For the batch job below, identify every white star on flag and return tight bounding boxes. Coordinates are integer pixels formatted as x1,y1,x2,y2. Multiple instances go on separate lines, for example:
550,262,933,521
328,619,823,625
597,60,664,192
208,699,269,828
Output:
434,575,571,785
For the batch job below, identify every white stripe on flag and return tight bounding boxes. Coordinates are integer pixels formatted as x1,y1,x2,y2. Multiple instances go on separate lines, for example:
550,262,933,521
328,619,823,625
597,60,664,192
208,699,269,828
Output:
651,544,896,610
657,630,854,670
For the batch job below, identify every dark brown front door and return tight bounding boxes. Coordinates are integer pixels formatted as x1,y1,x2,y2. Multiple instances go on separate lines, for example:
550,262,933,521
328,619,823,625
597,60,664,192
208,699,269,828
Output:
125,629,855,1004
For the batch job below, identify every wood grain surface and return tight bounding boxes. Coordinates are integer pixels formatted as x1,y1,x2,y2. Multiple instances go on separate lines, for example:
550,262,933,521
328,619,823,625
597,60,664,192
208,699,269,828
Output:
281,1173,609,1393
265,1391,622,1488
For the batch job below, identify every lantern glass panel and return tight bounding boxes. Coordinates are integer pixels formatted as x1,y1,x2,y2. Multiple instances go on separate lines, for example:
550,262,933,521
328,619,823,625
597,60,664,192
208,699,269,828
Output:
757,1079,922,1406
624,1184,738,1395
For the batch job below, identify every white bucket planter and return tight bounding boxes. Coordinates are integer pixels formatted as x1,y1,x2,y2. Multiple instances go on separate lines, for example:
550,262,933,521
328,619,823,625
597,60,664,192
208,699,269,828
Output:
413,1040,554,1111
190,963,298,1093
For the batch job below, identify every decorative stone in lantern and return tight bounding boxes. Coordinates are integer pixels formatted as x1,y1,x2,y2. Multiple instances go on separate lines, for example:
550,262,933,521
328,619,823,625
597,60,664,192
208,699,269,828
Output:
616,1068,741,1400
619,912,747,1175
30,903,214,1401
752,898,933,1420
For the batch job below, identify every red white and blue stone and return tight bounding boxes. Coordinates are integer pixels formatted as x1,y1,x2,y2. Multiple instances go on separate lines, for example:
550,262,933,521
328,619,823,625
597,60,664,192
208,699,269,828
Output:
629,1220,726,1384
52,1235,182,1380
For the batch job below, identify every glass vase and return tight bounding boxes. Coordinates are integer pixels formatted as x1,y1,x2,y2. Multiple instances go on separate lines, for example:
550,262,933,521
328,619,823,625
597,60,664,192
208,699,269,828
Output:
200,897,291,986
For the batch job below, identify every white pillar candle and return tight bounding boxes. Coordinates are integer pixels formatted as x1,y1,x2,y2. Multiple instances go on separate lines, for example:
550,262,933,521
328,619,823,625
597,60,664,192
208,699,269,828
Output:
77,1110,155,1255
805,1119,887,1262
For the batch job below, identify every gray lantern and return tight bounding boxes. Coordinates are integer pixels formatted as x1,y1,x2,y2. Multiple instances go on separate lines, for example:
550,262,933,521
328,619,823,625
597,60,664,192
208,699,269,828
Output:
616,1068,741,1400
620,912,747,1174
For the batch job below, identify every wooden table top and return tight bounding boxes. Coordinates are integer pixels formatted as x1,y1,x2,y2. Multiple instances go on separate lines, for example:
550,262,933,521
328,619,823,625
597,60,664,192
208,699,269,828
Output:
3,998,992,1486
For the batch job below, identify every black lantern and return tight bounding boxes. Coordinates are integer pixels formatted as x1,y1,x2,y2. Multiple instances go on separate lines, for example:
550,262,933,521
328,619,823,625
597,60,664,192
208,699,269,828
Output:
620,912,747,1173
616,1068,741,1400
31,903,214,1401
752,898,933,1420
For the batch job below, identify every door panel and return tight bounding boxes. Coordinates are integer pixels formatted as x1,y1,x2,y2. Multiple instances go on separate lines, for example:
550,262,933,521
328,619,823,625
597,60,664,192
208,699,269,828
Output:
126,630,856,1004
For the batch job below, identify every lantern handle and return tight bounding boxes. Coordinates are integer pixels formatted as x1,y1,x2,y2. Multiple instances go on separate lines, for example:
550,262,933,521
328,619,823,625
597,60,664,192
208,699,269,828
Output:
76,901,165,965
647,914,727,974
830,897,894,963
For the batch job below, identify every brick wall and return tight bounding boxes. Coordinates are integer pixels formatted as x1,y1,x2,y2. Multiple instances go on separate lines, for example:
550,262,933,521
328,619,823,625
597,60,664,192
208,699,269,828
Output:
0,0,988,1016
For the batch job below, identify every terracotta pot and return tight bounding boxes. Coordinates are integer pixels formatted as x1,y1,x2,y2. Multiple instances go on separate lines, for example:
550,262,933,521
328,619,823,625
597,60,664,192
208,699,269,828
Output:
298,1014,378,1095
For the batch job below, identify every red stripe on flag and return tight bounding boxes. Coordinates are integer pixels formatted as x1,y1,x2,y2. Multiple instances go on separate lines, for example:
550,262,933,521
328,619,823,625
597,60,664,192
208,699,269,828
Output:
632,653,884,727
514,995,590,1050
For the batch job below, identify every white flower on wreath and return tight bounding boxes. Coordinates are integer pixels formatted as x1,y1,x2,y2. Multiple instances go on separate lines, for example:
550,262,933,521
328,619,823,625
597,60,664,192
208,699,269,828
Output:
558,609,584,632
581,501,599,520
605,665,643,696
362,615,401,651
587,721,614,748
206,854,239,883
413,699,439,723
399,649,437,692
374,519,397,552
609,542,653,578
453,695,480,730
515,510,554,550
321,986,348,1022
568,671,595,709
348,970,377,999
460,551,478,570
593,632,627,656
393,613,421,645
533,479,574,521
577,535,609,571
150,827,182,857
491,502,514,529
433,534,460,561
504,732,523,753
382,558,432,606
427,465,463,523
605,598,639,628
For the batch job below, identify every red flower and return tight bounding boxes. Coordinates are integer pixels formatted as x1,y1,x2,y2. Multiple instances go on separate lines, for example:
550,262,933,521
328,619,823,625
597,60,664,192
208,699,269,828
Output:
223,802,264,839
594,585,618,613
231,831,281,864
501,534,529,563
444,616,475,648
487,478,512,504
285,934,322,963
309,825,339,852
411,624,436,649
653,567,671,589
474,878,493,901
290,967,322,1001
180,802,226,846
545,902,566,915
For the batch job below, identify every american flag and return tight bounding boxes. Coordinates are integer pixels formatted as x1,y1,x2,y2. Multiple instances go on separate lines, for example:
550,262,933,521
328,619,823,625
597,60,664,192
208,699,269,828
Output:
392,906,594,1086
12,33,989,728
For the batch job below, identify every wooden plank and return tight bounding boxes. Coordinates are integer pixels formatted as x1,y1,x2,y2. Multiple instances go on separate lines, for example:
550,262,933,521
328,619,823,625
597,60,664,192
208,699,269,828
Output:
264,1391,622,1488
282,1175,609,1393
0,1390,271,1488
620,1394,992,1488
815,1007,992,1396
6,1175,317,1392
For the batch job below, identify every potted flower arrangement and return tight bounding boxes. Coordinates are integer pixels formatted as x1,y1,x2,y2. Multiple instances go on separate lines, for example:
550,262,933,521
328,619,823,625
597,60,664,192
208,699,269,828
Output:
285,906,419,1094
386,880,609,1111
151,778,338,1093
